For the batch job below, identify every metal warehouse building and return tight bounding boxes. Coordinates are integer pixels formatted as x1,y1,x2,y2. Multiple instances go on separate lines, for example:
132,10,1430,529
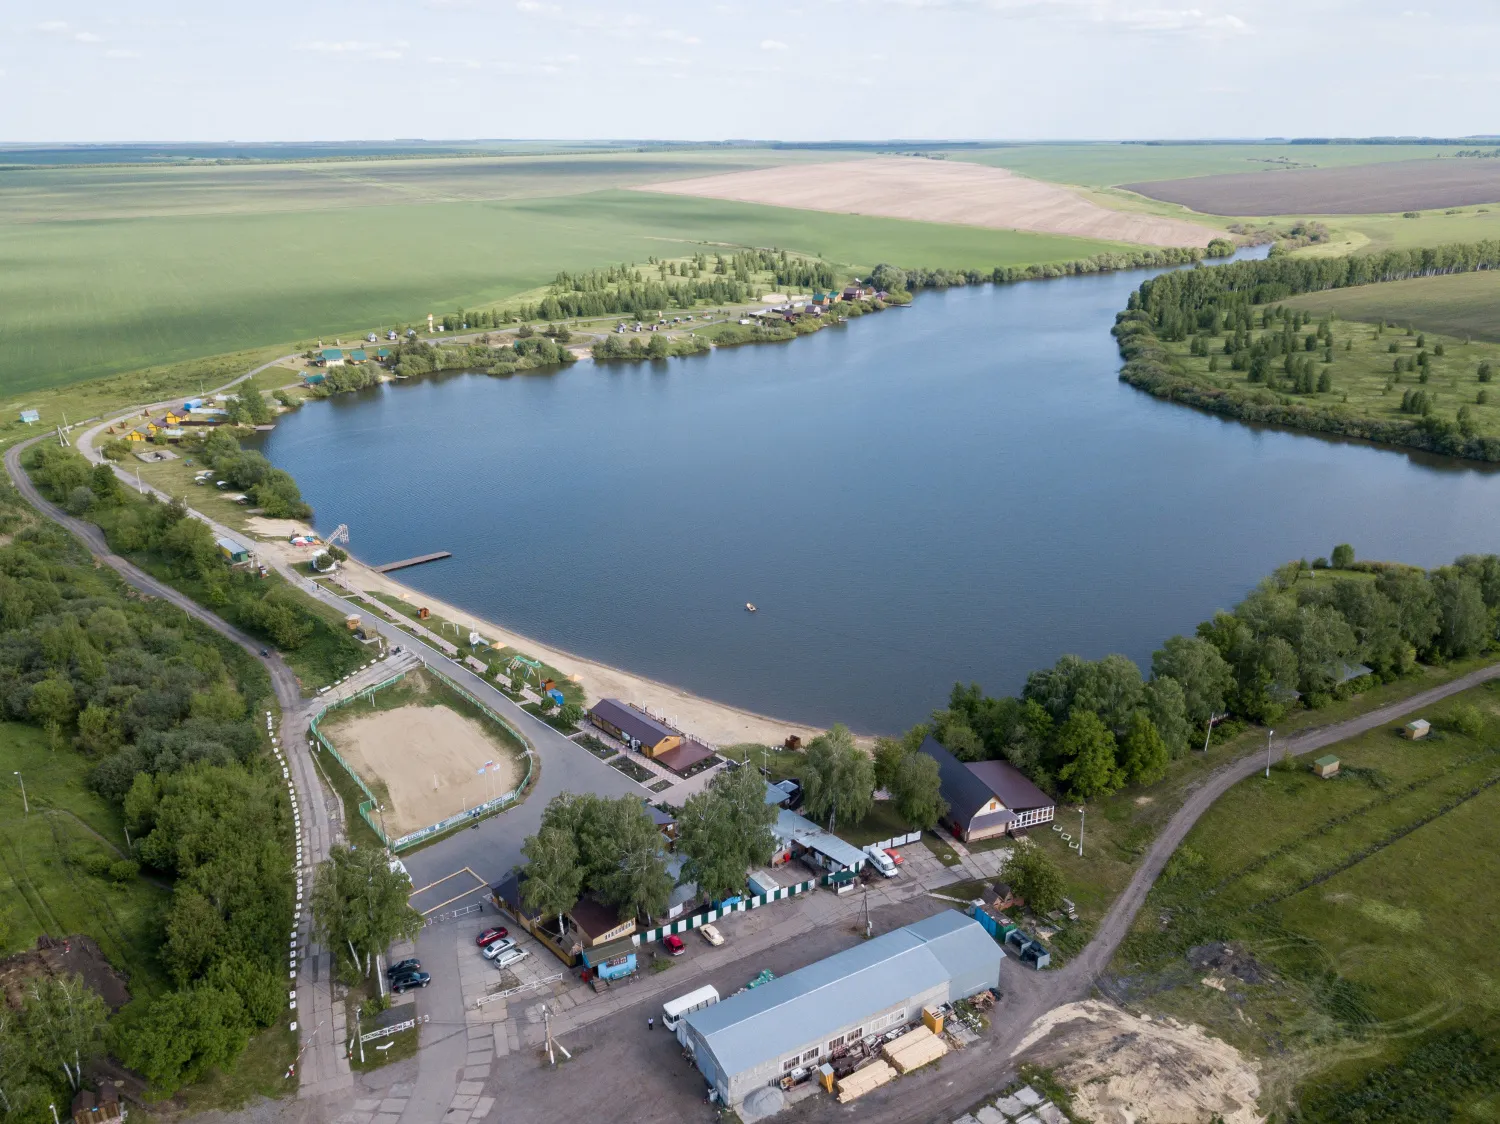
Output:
680,910,1001,1108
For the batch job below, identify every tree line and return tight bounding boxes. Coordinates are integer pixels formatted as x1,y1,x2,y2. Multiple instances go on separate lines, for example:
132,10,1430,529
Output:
0,482,295,1105
1115,240,1500,461
27,445,360,661
909,547,1500,802
392,337,576,378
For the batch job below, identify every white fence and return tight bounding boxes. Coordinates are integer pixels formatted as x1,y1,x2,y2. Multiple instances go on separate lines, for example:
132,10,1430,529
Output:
424,902,485,927
474,972,564,1008
869,831,923,851
632,877,817,946
360,1014,428,1044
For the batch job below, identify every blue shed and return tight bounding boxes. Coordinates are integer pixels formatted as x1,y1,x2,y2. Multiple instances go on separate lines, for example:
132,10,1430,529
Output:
580,938,637,981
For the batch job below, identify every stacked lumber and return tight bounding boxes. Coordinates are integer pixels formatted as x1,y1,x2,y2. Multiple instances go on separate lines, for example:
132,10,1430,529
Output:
835,1060,896,1102
881,1025,949,1074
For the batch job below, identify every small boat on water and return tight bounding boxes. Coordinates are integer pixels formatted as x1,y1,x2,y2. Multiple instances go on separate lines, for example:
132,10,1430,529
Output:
745,602,757,613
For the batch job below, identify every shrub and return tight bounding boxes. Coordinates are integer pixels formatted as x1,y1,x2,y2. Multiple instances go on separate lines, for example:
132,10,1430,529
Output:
1447,703,1485,738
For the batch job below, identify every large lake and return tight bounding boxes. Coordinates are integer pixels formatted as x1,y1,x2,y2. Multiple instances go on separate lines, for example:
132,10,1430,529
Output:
253,255,1500,734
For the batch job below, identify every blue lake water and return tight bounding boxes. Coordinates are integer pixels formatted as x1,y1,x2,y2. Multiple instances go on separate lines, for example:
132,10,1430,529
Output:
252,257,1500,734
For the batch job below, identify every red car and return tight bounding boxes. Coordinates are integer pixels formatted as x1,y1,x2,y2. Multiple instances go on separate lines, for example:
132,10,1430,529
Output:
662,934,685,956
476,926,509,947
884,848,905,866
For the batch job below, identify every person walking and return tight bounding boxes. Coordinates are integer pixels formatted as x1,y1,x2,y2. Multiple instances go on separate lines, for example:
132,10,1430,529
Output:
648,1017,655,1031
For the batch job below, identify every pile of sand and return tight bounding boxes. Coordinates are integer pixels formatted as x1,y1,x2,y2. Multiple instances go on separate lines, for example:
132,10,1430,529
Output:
1013,1000,1263,1124
638,158,1217,248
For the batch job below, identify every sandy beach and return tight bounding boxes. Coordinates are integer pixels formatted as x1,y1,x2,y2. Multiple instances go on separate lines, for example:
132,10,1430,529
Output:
245,517,825,748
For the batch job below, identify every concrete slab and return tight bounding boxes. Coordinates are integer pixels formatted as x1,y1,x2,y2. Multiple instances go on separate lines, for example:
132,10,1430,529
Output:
451,1094,479,1110
474,1097,495,1119
456,1081,484,1095
975,1107,1006,1124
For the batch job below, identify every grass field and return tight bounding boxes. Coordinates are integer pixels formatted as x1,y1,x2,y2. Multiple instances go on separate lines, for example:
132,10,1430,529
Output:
0,722,171,997
1160,311,1500,437
1285,270,1500,344
1116,679,1500,1113
955,144,1475,189
0,185,1120,400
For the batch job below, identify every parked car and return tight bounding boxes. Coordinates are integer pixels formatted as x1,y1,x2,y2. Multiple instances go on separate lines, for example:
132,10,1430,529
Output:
699,924,724,947
884,848,905,866
864,844,898,878
494,949,528,970
662,934,685,956
391,971,431,993
481,937,517,959
476,927,509,947
386,958,420,977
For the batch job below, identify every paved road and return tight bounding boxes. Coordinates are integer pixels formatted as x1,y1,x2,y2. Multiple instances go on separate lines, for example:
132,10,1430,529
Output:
4,432,353,1099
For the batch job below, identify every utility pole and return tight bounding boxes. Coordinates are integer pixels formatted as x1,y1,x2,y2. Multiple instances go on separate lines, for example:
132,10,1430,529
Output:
1265,728,1275,778
1201,713,1219,754
355,1009,364,1064
13,772,26,814
863,885,872,939
1077,806,1085,858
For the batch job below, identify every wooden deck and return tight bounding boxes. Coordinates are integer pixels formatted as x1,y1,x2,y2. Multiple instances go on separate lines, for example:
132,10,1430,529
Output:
373,551,452,573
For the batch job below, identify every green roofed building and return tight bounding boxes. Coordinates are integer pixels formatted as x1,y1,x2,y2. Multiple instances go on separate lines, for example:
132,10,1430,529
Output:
319,348,344,366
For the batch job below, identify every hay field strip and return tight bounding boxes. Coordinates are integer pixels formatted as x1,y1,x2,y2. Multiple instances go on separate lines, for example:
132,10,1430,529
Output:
0,173,1121,396
1284,270,1500,343
1125,158,1500,216
638,157,1217,247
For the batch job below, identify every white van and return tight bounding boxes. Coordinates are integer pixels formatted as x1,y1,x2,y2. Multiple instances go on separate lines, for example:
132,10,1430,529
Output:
864,845,898,878
663,985,720,1043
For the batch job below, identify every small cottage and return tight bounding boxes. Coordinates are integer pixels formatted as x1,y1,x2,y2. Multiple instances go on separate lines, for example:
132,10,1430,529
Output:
1312,754,1340,779
1402,719,1431,740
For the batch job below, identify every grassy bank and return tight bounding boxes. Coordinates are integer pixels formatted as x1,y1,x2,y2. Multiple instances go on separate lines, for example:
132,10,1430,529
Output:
1113,678,1500,1117
1285,268,1500,343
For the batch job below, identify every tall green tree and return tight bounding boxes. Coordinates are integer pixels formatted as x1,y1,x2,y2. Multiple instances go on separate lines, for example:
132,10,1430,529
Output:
1151,635,1234,728
1120,711,1169,786
311,844,423,977
1055,709,1124,801
889,751,947,830
519,824,583,934
23,975,107,1094
678,763,778,905
1004,844,1065,914
599,800,673,922
115,985,248,1094
801,724,875,832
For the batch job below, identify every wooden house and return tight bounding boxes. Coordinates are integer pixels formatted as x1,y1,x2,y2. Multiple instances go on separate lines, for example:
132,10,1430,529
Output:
589,699,682,758
918,735,1054,840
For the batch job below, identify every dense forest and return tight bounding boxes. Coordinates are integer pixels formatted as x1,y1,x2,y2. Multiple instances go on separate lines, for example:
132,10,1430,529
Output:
920,549,1500,802
0,479,293,1113
1115,240,1500,460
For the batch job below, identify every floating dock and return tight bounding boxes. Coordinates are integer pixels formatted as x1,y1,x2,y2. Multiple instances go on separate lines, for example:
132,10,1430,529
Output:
374,551,452,573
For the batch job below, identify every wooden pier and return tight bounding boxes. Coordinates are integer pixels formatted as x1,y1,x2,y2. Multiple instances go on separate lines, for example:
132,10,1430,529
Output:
374,551,452,573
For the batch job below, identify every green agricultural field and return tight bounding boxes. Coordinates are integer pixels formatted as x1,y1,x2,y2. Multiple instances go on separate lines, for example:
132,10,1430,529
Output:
0,721,172,1000
1285,270,1500,343
1117,681,1500,1115
955,143,1473,189
0,167,1120,399
1161,314,1500,438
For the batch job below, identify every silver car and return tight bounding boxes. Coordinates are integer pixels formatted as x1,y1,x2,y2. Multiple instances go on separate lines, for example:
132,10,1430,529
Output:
481,937,517,960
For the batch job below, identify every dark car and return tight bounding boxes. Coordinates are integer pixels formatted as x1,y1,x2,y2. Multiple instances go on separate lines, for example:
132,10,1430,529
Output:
386,958,420,977
391,971,431,993
476,927,508,947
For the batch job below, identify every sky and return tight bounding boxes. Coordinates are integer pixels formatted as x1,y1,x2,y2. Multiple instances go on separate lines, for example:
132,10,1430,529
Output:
1,0,1495,143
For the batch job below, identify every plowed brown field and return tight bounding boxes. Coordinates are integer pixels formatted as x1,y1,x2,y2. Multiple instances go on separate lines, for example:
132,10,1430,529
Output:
1127,158,1500,216
637,157,1217,248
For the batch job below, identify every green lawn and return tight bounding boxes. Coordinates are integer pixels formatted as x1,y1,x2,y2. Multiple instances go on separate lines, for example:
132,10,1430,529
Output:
0,722,172,998
1160,313,1500,438
0,174,1120,399
1285,270,1500,343
1116,678,1500,1112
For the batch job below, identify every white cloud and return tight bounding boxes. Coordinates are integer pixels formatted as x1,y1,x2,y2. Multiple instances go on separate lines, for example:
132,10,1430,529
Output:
75,30,103,42
761,38,788,49
104,48,140,58
296,40,408,55
37,20,70,32
657,29,701,44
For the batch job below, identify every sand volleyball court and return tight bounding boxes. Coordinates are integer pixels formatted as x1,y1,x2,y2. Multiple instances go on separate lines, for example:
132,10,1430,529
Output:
323,703,522,838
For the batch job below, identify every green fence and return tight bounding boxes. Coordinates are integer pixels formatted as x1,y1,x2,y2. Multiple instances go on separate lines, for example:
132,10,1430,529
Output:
309,666,535,852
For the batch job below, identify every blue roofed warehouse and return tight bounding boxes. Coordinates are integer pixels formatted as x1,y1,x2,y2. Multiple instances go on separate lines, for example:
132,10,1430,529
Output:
680,910,1001,1108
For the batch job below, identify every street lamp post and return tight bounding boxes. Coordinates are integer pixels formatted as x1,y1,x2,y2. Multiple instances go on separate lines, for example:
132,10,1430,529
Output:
1265,728,1275,778
13,771,26,814
1077,806,1085,859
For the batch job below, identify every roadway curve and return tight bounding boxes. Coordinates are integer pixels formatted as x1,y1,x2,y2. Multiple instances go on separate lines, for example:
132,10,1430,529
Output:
19,376,1500,1122
5,434,354,1097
